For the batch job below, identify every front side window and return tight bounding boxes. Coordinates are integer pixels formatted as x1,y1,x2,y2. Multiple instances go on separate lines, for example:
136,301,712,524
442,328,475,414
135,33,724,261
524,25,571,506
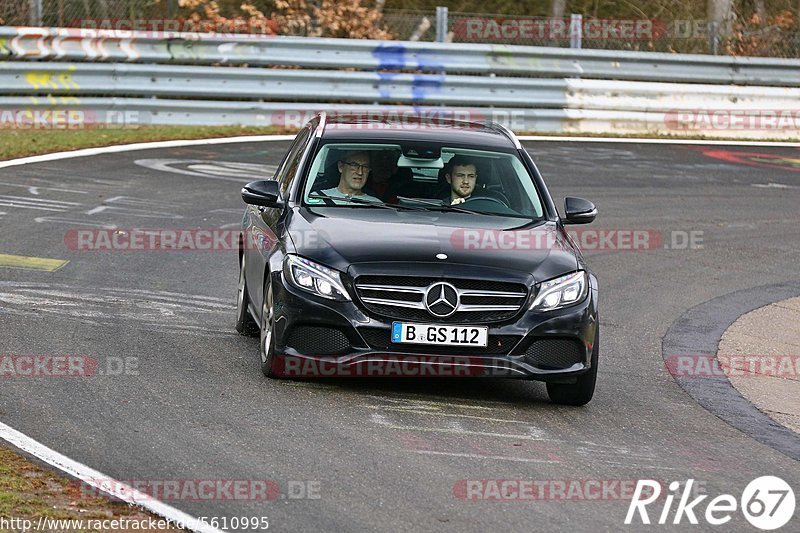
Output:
302,142,544,219
276,127,312,196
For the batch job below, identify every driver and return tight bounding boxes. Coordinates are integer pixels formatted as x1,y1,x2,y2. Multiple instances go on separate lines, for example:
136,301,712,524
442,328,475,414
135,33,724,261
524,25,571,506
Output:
321,150,381,203
443,156,478,205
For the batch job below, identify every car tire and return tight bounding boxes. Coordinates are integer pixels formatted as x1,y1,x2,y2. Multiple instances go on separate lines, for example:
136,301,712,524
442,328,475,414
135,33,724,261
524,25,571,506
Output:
546,327,599,406
259,281,281,378
235,254,259,336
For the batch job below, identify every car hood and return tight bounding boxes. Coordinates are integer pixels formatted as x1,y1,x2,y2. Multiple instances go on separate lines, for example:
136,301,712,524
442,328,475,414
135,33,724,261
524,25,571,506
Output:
287,207,579,284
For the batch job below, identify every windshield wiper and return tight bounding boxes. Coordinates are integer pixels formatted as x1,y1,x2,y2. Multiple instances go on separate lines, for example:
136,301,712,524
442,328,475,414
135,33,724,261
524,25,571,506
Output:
395,196,493,216
308,193,426,211
396,196,536,220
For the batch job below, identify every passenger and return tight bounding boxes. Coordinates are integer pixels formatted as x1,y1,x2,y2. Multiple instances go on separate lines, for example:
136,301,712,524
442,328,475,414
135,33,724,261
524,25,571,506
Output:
367,150,399,201
443,155,478,205
321,151,381,203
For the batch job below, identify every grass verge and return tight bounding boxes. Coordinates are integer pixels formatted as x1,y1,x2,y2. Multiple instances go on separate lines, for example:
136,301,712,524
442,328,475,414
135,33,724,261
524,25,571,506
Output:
0,445,183,531
0,125,285,160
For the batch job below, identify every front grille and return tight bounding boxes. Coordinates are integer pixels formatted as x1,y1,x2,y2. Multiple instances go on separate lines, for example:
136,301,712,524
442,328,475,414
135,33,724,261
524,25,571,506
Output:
524,338,585,370
358,327,519,355
285,326,351,355
354,276,528,323
359,305,520,323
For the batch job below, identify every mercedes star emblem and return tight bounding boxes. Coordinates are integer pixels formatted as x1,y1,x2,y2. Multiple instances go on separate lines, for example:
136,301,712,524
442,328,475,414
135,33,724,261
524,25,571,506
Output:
424,282,459,318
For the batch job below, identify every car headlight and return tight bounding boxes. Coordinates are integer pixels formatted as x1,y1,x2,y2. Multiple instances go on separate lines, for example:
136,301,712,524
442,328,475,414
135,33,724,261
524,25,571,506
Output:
285,255,350,301
530,271,587,311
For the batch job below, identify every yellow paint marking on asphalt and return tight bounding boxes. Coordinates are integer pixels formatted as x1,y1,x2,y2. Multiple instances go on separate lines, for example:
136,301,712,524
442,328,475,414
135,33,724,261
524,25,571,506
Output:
0,253,69,272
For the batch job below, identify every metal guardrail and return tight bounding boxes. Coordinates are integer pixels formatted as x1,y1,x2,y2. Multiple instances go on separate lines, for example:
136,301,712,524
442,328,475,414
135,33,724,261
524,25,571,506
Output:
5,62,799,113
0,62,568,107
2,27,800,86
0,97,566,131
3,95,799,139
2,26,800,139
565,79,800,113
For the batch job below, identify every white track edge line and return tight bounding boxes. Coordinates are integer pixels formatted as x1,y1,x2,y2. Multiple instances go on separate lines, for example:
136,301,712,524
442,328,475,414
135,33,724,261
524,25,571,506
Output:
0,421,224,533
0,135,296,170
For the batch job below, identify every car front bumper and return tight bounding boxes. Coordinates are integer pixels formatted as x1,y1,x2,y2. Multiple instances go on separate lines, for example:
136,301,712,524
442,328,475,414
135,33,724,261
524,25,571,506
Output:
268,270,599,380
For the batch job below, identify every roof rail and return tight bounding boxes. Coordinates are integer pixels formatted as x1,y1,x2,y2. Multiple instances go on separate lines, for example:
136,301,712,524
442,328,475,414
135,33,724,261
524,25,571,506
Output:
313,112,521,148
315,111,327,138
487,121,522,149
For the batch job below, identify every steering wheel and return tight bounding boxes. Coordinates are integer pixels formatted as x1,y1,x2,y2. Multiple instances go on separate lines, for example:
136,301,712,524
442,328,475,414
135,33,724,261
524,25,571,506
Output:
467,189,511,208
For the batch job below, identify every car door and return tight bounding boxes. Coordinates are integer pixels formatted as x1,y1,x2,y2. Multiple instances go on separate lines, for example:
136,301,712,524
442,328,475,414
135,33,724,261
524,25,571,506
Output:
244,125,314,314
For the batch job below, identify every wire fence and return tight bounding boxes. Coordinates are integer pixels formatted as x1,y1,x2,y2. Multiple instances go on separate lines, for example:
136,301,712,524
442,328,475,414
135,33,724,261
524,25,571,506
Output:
0,0,171,28
383,10,800,58
2,1,799,58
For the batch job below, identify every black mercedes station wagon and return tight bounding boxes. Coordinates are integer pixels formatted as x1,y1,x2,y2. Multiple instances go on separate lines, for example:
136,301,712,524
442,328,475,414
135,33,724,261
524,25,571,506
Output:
237,113,599,405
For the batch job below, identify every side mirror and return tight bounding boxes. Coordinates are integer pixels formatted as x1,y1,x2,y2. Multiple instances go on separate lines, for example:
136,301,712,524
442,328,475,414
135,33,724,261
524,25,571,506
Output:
563,197,597,225
242,180,284,208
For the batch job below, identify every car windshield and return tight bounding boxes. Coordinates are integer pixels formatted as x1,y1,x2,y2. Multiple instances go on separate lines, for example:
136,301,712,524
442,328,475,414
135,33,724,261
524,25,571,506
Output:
301,142,544,219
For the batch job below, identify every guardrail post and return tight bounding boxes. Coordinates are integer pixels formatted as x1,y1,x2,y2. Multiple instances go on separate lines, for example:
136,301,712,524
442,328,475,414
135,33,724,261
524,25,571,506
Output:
28,0,42,26
435,6,449,43
570,13,582,49
708,21,720,55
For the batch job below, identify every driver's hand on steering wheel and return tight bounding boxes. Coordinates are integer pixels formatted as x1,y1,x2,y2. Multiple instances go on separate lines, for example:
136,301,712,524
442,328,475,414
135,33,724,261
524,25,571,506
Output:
451,197,467,205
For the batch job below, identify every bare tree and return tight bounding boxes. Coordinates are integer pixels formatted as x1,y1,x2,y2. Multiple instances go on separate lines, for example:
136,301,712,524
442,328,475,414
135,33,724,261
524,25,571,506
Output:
707,0,735,38
307,0,322,37
753,0,767,26
96,0,109,19
551,0,567,19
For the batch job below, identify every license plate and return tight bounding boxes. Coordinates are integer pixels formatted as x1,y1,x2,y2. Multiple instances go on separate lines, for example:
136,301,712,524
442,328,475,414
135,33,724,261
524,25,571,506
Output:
391,322,488,347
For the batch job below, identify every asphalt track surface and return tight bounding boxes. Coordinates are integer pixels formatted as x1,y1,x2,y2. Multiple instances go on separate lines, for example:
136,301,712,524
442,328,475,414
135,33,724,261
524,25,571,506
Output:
1,139,799,532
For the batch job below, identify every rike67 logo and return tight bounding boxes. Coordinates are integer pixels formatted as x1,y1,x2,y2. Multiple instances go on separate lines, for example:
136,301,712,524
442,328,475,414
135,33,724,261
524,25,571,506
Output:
626,477,795,530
